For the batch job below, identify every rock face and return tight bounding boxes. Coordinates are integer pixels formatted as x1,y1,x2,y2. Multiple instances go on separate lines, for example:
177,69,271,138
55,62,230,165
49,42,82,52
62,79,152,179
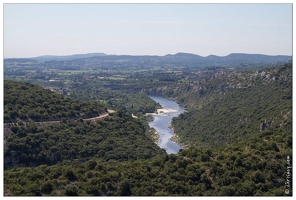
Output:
259,118,275,131
3,128,13,138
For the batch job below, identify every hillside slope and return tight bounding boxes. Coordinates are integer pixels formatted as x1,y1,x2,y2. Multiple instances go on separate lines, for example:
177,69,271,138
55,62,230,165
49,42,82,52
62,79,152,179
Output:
4,80,107,122
172,63,292,148
4,81,166,169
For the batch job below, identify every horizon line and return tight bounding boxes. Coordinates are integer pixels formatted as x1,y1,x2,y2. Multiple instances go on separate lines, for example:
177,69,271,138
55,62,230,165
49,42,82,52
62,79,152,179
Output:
4,52,293,59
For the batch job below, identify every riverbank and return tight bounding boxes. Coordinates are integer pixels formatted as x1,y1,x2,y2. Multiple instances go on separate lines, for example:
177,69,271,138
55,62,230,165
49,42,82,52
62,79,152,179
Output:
156,108,178,114
151,130,160,145
170,134,189,150
167,124,189,150
145,108,178,117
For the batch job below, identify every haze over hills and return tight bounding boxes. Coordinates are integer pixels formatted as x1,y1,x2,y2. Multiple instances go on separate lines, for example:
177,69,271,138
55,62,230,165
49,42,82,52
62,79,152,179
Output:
4,52,292,72
5,52,291,62
28,53,108,61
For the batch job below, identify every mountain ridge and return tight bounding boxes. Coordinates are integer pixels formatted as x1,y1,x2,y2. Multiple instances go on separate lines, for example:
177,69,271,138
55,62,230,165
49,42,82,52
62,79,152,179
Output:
5,52,292,62
29,53,107,61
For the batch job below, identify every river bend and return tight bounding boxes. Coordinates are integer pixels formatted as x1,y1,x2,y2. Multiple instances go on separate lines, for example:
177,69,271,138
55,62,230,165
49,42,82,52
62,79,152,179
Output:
148,96,185,154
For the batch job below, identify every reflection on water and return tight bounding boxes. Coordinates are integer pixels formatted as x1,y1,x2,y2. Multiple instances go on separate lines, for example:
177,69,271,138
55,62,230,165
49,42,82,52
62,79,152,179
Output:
148,96,185,154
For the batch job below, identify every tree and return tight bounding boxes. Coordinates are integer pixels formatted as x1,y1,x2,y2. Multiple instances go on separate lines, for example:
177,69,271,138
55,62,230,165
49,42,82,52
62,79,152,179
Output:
65,169,77,181
64,185,78,196
85,160,97,170
40,181,53,194
119,180,132,196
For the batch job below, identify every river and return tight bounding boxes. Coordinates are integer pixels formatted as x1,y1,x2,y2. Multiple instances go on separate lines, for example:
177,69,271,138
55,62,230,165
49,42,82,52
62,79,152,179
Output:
148,95,185,154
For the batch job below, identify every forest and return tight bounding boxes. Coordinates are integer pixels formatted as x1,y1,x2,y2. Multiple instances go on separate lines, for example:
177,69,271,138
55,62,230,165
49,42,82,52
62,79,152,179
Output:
3,53,292,196
69,81,162,116
4,126,291,196
4,80,107,122
172,63,292,148
4,81,165,169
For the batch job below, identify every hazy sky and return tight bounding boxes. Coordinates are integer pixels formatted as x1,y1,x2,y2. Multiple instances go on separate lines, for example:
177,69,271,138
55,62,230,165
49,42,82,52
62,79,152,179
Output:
3,3,292,58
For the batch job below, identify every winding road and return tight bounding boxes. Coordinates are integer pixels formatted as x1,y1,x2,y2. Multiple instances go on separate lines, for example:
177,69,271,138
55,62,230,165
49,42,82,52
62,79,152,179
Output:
4,109,116,127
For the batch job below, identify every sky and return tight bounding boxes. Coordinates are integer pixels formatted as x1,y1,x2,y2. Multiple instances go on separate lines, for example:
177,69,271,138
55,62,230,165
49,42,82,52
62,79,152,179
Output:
3,3,293,58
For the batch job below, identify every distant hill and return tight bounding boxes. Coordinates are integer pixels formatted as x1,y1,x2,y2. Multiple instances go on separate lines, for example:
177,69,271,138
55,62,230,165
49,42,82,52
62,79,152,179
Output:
29,53,107,61
5,52,292,70
166,52,204,58
219,53,292,64
73,52,291,70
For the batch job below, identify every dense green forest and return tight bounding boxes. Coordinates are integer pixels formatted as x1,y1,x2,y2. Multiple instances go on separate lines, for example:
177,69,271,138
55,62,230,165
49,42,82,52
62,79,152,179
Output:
4,112,166,169
4,80,107,122
69,81,161,116
4,126,291,196
172,63,292,148
4,81,165,169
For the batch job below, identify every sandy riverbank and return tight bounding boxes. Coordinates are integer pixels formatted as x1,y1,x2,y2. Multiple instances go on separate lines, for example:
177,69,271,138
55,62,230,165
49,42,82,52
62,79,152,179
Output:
156,108,178,114
145,108,178,117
